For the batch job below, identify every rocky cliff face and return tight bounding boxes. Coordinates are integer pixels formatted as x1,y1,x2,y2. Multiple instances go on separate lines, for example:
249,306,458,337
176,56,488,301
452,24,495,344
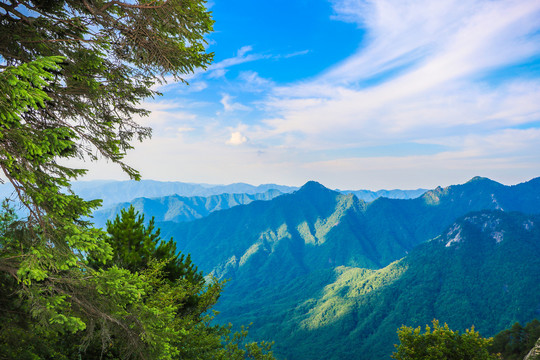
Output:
524,337,540,360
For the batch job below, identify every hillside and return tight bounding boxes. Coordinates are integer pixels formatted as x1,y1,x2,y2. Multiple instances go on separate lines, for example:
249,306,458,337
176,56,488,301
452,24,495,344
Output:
234,210,540,359
155,177,540,359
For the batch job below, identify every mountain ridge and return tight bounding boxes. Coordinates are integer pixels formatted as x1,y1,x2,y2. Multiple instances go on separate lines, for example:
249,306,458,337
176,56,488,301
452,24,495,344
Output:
90,189,284,228
158,176,540,286
152,176,540,359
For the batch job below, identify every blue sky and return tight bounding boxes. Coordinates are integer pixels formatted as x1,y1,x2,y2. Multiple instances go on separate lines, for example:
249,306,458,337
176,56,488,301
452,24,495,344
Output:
84,0,540,190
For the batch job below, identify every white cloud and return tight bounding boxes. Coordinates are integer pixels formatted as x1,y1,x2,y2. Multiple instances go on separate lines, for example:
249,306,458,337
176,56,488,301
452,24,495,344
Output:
207,68,228,79
206,45,270,78
226,131,248,146
258,0,540,151
177,127,195,133
284,50,310,58
77,1,540,189
220,93,250,112
237,71,274,92
237,45,253,57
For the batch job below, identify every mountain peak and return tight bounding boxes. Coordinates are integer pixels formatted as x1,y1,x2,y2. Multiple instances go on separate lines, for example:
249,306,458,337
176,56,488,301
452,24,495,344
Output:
466,176,495,184
298,181,329,193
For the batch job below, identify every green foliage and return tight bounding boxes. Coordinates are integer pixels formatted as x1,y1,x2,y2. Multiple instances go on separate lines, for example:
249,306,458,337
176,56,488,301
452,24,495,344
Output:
392,320,499,360
0,1,273,359
0,0,214,181
99,205,203,285
80,205,275,359
489,320,540,360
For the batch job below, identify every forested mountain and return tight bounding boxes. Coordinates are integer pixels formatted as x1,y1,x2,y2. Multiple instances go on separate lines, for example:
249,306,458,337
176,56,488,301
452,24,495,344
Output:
154,177,540,359
230,210,540,359
91,190,283,228
159,177,540,276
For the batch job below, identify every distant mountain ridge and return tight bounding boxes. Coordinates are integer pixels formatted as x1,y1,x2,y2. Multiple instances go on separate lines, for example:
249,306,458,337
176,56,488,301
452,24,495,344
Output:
338,188,427,202
71,180,298,207
91,189,284,228
71,180,426,206
72,180,429,226
0,179,428,217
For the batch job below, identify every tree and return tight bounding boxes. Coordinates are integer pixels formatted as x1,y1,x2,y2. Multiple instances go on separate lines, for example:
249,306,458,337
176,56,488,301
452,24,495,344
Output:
489,320,540,360
0,0,231,358
392,320,500,360
101,205,203,285
0,0,213,227
0,4,275,354
83,205,275,359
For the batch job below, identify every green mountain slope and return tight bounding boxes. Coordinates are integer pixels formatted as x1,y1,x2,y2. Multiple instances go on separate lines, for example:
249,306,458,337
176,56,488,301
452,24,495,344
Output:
154,177,540,359
219,211,540,359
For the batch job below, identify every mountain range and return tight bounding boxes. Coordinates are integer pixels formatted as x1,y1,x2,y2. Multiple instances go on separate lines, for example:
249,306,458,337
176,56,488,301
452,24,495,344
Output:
90,189,284,228
71,180,298,207
151,176,540,359
2,176,538,359
216,210,540,359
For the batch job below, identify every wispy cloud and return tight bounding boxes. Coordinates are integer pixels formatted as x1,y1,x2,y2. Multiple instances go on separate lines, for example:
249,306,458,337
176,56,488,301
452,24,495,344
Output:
237,71,274,92
83,1,540,189
220,93,251,112
207,45,270,78
258,0,540,151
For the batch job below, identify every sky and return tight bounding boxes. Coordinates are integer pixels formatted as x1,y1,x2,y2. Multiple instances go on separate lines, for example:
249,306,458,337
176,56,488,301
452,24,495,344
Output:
83,0,540,190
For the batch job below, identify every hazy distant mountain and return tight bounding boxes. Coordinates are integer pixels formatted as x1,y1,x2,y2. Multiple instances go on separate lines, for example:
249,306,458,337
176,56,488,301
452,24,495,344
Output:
71,180,427,207
338,188,427,202
71,180,298,207
155,176,540,360
91,189,283,228
0,179,427,212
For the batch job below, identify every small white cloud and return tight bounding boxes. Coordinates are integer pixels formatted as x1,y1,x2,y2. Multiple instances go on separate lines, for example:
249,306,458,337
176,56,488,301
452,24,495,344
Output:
227,131,248,145
284,50,310,58
206,46,270,77
237,71,274,92
220,93,250,112
208,68,228,79
188,81,208,92
237,45,253,57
